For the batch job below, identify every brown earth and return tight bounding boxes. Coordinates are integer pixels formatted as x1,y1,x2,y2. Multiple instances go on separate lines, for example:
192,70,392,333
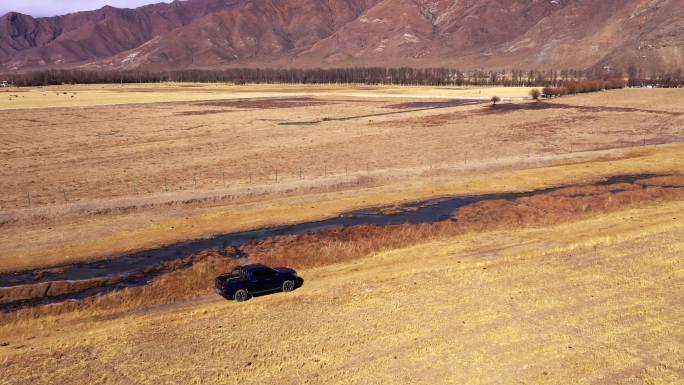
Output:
196,97,337,109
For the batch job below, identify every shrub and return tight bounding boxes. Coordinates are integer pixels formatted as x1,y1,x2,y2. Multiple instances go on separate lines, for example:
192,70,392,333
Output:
542,87,555,98
529,88,541,100
542,86,570,98
490,96,501,105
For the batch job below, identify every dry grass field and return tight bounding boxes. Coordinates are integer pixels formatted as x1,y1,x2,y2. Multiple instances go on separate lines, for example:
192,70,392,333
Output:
1,199,682,385
0,85,682,272
0,83,531,110
0,84,683,385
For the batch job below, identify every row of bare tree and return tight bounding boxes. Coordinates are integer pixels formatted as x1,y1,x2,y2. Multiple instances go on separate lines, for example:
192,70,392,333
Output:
542,78,627,97
3,67,682,87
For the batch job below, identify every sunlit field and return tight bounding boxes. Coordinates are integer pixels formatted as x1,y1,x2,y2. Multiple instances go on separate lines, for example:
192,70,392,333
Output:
1,84,682,385
0,86,682,271
0,83,532,109
2,198,682,385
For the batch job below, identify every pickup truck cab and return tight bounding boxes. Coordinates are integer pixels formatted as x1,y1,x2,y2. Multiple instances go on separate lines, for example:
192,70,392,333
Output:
215,264,298,301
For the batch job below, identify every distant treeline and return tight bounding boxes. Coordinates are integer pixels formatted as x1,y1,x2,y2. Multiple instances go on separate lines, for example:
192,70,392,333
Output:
542,78,627,97
3,67,683,87
626,65,684,88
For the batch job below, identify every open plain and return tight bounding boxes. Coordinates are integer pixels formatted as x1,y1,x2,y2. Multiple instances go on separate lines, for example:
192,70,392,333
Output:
1,85,682,271
0,84,683,385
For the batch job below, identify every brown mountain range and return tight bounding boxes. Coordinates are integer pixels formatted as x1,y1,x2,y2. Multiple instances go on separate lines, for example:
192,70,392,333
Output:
1,0,682,72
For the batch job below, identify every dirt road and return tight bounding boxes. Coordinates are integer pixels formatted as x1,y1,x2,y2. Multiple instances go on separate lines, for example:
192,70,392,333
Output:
2,200,682,384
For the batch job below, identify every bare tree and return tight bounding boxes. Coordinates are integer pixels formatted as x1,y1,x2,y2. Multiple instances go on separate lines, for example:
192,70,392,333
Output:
490,96,501,106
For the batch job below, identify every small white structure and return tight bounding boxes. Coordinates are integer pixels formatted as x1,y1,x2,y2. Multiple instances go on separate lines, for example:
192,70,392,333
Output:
0,81,8,87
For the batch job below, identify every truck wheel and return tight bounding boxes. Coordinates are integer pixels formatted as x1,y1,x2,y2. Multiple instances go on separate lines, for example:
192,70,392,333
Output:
282,280,295,292
234,290,249,302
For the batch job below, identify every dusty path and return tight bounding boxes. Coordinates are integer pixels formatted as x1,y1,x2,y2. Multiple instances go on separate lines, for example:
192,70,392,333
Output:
1,200,682,385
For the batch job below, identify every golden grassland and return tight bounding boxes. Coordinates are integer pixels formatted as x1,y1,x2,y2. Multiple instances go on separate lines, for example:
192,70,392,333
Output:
1,142,682,273
0,87,682,272
0,83,532,109
0,85,682,384
1,199,682,385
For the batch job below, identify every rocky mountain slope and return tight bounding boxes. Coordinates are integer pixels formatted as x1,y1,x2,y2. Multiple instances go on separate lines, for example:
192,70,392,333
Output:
1,0,682,72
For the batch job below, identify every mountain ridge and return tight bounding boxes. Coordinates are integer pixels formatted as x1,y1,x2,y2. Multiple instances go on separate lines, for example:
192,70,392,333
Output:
1,0,682,73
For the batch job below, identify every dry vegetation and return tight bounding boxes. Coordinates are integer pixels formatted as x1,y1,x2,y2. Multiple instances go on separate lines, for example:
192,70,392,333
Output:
1,84,683,384
2,174,683,319
1,199,682,384
0,83,531,110
1,86,683,272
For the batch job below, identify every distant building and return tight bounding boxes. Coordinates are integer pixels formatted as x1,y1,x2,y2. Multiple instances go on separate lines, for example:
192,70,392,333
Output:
0,81,8,87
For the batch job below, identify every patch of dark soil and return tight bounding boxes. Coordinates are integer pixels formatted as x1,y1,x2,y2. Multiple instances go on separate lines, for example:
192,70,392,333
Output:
482,102,684,116
385,99,481,109
196,97,335,109
175,109,236,116
279,104,472,125
278,121,320,126
485,102,561,113
182,124,207,131
401,101,681,128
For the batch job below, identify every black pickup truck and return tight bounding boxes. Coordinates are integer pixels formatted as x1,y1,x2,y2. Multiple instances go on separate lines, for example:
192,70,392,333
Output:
215,264,298,301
